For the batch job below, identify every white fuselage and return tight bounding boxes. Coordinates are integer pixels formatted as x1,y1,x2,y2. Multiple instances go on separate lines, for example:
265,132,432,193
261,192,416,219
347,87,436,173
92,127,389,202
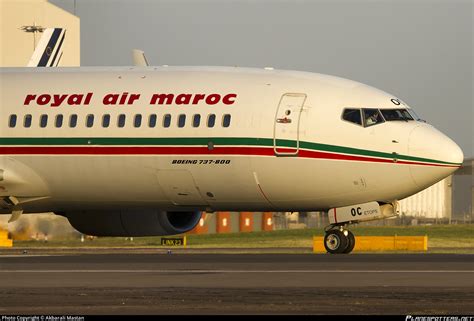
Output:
0,67,464,213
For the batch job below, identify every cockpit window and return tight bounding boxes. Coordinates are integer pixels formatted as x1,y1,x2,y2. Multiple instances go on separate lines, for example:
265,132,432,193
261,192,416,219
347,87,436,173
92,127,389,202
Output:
380,109,414,121
407,109,424,122
363,108,384,127
342,109,362,126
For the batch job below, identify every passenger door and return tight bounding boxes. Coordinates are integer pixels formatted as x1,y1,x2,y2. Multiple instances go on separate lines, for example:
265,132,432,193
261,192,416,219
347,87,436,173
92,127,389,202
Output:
273,93,307,156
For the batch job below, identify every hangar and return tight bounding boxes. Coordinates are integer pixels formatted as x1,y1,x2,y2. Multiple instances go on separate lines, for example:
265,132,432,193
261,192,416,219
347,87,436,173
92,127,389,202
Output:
398,159,473,223
0,0,79,67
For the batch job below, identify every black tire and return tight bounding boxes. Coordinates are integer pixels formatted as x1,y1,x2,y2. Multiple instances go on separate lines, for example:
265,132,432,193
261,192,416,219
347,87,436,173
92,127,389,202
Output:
324,230,349,254
343,230,355,254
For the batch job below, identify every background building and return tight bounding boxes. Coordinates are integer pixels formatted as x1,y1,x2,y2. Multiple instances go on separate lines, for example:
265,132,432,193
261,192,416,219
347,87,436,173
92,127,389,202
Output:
399,179,451,222
399,160,473,224
452,159,473,223
0,0,80,67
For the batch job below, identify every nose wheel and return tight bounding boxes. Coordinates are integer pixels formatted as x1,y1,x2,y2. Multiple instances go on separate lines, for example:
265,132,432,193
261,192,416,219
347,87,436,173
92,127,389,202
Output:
324,228,355,254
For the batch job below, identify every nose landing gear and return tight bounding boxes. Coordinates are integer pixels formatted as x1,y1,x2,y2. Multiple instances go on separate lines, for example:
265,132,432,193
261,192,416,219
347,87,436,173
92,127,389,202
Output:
324,225,356,254
323,201,399,254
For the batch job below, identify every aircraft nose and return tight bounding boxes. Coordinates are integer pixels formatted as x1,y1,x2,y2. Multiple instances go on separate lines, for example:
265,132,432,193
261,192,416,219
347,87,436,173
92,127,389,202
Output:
408,125,464,188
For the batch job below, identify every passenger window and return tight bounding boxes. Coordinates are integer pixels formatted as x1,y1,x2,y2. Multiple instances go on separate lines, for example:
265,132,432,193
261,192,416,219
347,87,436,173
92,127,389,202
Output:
207,114,216,128
86,114,94,128
24,114,32,128
149,114,157,128
69,114,78,128
222,114,231,127
134,114,142,128
118,114,126,128
40,114,48,128
163,114,171,128
178,114,186,128
363,109,384,127
192,114,201,128
55,115,63,128
342,109,362,126
102,114,110,128
9,115,17,128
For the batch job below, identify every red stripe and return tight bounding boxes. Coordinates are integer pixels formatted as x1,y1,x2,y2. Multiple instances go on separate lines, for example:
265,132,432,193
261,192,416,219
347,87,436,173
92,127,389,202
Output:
298,149,458,168
0,146,459,168
334,208,338,224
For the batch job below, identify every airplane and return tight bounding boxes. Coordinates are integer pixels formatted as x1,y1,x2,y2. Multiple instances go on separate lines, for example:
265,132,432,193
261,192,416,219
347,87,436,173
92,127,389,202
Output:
0,65,464,253
27,28,66,67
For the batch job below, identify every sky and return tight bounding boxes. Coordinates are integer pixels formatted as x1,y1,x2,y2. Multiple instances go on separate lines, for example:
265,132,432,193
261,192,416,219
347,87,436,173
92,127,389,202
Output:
51,0,473,158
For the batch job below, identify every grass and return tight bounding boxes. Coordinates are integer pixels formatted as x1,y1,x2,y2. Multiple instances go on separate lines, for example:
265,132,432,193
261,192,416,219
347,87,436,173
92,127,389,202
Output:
9,224,473,253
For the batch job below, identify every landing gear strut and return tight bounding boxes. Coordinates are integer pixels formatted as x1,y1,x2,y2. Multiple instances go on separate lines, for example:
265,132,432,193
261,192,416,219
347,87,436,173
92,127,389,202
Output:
323,225,355,254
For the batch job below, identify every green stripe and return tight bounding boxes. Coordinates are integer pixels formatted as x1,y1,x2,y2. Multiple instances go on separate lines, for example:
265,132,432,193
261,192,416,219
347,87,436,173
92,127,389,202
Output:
0,137,460,166
0,137,268,146
297,141,457,166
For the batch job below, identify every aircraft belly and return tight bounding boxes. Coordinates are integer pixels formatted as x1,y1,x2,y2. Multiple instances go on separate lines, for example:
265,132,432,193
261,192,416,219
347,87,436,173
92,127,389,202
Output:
251,156,417,210
10,155,166,204
7,152,420,212
8,154,266,210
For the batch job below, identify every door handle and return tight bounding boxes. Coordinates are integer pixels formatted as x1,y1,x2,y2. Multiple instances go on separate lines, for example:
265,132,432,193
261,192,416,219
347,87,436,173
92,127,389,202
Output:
276,117,292,124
